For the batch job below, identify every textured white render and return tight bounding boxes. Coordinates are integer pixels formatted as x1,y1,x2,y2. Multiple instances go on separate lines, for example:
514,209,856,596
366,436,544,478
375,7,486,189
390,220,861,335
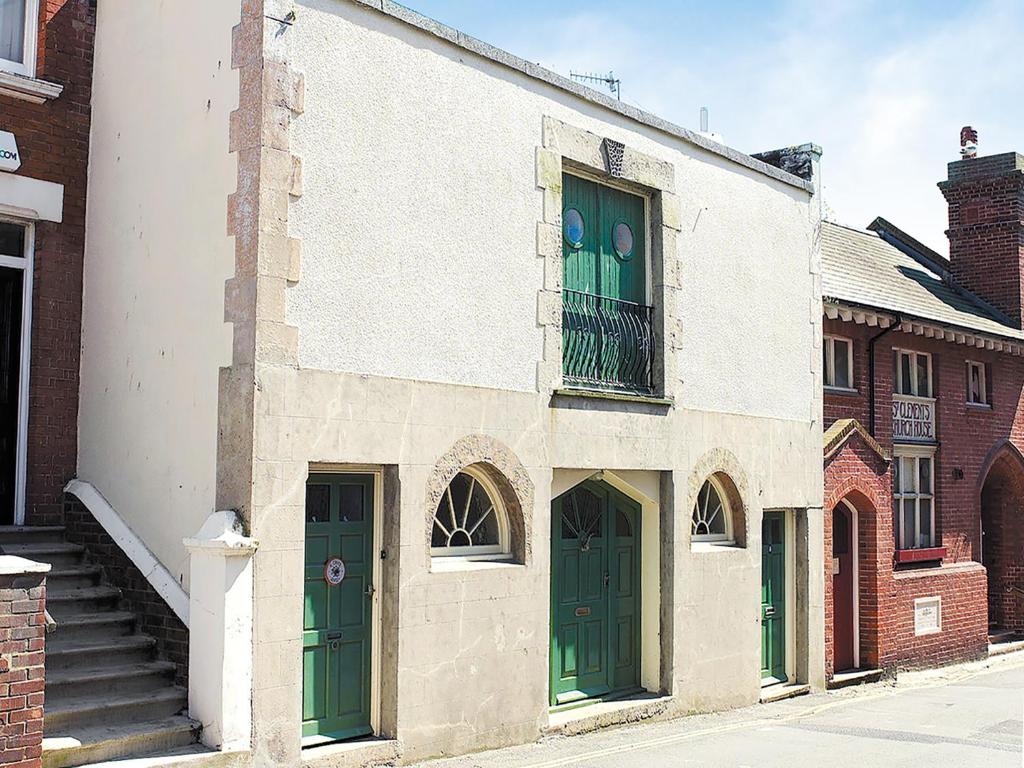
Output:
288,3,816,419
78,1,237,586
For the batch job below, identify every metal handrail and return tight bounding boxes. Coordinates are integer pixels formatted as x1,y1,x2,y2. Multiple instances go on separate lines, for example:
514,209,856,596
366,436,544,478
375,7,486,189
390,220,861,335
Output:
562,289,654,393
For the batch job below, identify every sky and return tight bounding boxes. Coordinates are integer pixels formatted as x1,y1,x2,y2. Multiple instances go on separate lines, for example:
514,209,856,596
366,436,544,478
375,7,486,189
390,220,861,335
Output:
407,0,1023,255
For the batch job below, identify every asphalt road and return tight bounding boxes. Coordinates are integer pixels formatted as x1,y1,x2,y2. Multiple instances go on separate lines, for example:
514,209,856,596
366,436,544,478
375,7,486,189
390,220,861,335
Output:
415,655,1024,768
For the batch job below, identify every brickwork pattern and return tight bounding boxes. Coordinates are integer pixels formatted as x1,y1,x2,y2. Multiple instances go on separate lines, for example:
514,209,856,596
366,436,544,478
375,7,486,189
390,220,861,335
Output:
939,153,1024,326
823,436,891,677
0,0,96,526
823,314,1024,672
63,496,189,686
0,571,46,768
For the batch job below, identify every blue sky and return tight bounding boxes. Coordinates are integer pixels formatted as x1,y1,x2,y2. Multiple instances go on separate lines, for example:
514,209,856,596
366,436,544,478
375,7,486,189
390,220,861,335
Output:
407,0,1023,254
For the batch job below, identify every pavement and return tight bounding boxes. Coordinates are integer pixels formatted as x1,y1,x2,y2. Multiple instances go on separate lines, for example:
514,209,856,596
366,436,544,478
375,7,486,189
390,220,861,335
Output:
413,653,1024,768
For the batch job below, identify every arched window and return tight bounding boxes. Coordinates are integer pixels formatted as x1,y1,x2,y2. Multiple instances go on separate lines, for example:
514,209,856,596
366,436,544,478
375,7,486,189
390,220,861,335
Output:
431,466,510,559
691,476,733,543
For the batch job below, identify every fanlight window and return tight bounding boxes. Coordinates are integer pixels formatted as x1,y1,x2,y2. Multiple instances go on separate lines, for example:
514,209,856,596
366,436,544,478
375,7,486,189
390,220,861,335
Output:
692,476,732,542
431,468,509,558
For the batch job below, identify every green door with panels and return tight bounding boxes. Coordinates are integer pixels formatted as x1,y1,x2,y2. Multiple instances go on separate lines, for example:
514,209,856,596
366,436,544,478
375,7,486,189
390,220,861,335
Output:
303,474,374,741
561,174,651,392
550,481,641,707
760,511,787,683
562,174,646,302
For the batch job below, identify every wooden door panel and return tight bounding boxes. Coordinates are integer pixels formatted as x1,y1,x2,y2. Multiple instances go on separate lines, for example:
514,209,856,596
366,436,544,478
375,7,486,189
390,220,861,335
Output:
761,512,787,682
551,483,642,706
302,474,375,741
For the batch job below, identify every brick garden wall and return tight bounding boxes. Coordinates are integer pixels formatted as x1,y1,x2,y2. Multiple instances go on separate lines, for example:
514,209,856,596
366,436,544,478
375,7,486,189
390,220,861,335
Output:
0,0,96,526
823,314,1024,673
63,496,188,686
0,567,47,768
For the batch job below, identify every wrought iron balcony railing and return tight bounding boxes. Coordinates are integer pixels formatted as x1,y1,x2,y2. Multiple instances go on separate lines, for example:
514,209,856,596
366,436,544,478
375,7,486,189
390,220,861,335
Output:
562,289,654,394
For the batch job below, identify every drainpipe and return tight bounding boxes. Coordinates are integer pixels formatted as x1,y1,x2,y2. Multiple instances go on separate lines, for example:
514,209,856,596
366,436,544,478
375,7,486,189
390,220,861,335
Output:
868,313,902,436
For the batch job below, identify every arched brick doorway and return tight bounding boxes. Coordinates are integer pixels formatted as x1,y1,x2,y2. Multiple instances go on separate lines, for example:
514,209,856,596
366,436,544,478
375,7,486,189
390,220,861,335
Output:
980,446,1024,633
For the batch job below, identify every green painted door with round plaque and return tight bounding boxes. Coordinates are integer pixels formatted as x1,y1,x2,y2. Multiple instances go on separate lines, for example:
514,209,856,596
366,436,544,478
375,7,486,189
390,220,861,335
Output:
303,473,374,741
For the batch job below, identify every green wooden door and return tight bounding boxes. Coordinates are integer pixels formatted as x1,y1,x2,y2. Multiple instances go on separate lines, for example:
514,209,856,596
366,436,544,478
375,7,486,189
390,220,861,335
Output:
550,481,641,707
562,174,646,302
562,175,651,392
760,511,787,683
303,474,374,741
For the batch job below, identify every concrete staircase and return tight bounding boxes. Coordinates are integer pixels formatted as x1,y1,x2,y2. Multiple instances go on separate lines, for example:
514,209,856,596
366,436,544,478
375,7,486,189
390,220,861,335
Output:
0,526,199,768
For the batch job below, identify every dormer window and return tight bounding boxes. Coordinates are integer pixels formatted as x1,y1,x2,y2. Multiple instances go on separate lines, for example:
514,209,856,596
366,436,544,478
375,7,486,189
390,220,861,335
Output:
1,0,39,78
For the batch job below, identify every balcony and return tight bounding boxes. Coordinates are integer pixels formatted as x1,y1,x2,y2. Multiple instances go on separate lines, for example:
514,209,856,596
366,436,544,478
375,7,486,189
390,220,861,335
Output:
561,289,654,395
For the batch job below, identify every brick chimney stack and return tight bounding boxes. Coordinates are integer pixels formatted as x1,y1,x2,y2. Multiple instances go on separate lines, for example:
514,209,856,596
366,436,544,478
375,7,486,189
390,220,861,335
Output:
939,129,1024,326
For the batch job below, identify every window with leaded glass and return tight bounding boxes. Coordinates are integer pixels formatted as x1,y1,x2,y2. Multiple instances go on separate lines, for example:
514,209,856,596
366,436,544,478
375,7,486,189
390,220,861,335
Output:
894,449,935,550
966,360,989,406
431,467,510,559
691,476,733,543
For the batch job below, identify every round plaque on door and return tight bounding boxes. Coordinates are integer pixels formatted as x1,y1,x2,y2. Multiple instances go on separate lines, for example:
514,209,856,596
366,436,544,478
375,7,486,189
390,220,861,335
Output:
323,557,346,586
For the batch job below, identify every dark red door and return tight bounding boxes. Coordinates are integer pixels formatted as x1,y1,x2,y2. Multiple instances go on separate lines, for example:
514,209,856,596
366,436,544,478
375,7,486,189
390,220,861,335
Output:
832,504,855,671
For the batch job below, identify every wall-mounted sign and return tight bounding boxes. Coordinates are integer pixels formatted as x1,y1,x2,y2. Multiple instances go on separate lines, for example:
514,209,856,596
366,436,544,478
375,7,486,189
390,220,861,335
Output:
893,396,935,442
914,596,941,636
0,132,20,173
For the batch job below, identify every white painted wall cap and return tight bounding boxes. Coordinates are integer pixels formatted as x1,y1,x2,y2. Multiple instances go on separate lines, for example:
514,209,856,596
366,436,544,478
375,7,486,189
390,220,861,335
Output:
184,510,257,554
0,555,51,576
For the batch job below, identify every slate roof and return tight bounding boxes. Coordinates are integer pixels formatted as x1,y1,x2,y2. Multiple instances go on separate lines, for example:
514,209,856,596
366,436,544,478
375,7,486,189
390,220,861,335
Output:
821,220,1024,342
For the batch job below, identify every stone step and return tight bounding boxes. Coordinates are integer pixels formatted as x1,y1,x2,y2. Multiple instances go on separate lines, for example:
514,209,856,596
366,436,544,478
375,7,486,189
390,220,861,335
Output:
45,686,188,732
50,611,137,641
46,564,104,590
42,716,199,768
46,661,177,701
46,635,158,672
1,541,86,568
0,525,66,544
47,586,122,616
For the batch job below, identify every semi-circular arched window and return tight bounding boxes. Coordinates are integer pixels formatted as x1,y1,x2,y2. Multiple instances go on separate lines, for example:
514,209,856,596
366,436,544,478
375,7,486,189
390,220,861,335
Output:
691,476,733,543
431,466,510,559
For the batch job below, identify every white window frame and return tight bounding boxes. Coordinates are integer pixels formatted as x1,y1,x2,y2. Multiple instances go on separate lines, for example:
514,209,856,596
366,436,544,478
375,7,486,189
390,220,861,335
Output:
823,335,855,391
966,360,988,406
430,465,511,561
0,218,33,526
895,349,932,398
893,446,936,551
691,475,734,545
1,0,40,78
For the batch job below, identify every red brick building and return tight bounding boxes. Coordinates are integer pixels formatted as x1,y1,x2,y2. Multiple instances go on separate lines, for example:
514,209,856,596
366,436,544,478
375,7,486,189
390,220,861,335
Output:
821,146,1024,678
0,0,95,527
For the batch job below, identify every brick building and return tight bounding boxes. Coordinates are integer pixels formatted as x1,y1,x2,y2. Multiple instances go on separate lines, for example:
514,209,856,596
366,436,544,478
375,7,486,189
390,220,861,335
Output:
0,0,95,527
819,145,1024,678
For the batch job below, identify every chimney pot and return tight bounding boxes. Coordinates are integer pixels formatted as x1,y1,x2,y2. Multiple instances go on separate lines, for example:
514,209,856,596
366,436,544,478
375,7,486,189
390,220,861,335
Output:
960,125,978,159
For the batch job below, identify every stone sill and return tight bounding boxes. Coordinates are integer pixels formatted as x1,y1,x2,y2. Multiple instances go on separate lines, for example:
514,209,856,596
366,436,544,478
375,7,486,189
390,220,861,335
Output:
302,737,400,768
824,386,859,396
0,70,63,103
894,547,946,565
552,387,674,407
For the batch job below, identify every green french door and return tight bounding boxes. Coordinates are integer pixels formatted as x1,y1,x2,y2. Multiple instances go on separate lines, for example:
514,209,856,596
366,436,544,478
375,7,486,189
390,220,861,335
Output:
561,174,652,393
303,474,375,741
760,511,787,683
550,481,641,707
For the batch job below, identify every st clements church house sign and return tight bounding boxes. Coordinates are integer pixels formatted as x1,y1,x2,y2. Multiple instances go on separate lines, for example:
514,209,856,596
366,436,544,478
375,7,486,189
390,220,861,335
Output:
893,396,935,442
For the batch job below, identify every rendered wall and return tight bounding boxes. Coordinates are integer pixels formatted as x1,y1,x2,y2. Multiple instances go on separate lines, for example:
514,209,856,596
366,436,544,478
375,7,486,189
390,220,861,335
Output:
235,1,825,765
78,1,238,585
288,1,816,419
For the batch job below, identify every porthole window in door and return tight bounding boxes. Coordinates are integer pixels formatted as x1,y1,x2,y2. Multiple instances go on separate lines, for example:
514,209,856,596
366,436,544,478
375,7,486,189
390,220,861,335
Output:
563,208,585,249
691,476,733,543
431,466,510,559
612,220,634,260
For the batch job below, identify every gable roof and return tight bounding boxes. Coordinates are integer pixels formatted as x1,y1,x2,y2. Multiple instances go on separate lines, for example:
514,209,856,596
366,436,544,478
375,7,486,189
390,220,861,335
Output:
821,220,1024,343
823,419,889,463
